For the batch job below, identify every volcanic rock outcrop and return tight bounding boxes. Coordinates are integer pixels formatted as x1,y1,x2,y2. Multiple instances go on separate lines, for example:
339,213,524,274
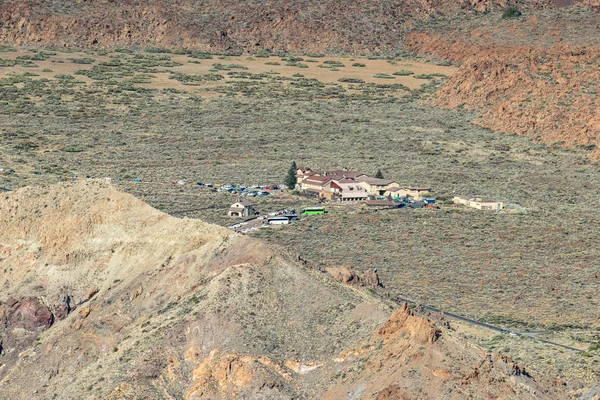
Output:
0,0,557,54
405,3,600,156
323,303,563,400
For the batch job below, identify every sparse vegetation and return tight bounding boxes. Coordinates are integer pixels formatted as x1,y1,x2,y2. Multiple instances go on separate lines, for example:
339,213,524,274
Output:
0,52,598,392
1,0,600,394
169,72,224,85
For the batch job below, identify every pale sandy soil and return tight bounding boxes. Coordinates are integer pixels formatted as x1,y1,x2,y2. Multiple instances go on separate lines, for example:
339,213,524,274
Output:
0,49,456,95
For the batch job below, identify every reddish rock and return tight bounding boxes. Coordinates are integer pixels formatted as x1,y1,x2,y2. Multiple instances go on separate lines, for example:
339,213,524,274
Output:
362,268,383,288
404,11,600,158
326,267,383,288
79,287,99,305
0,1,563,54
51,295,74,320
376,385,412,400
378,303,440,344
0,297,54,332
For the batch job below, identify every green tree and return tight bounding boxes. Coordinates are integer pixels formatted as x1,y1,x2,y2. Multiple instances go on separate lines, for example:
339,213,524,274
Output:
375,169,384,179
285,161,298,189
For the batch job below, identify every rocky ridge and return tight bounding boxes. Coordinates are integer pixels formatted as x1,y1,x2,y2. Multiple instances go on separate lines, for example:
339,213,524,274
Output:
0,181,567,399
0,0,556,54
405,4,600,156
324,304,563,400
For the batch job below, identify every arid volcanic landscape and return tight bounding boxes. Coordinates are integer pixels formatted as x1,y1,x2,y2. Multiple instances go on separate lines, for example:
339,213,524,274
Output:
0,181,570,399
2,1,600,399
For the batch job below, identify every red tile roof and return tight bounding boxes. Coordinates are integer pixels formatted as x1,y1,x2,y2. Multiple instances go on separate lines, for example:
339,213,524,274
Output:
302,175,333,184
358,177,396,186
231,200,253,207
333,178,355,184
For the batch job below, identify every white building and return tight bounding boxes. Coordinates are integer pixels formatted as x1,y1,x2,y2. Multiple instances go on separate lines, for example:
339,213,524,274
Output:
453,196,504,211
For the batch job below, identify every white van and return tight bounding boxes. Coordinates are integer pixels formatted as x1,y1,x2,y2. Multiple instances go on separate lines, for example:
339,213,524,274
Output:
267,217,289,225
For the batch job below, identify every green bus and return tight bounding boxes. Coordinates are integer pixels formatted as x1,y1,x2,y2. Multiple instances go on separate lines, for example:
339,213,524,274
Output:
301,207,326,215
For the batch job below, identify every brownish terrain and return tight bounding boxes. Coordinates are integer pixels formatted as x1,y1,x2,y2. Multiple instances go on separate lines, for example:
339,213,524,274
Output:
3,1,600,154
3,1,600,398
0,0,557,54
404,3,600,156
0,181,569,399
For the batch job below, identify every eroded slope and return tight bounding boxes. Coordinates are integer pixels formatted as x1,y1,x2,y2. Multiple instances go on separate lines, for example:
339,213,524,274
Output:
0,181,391,398
0,0,554,54
406,4,600,156
0,181,567,399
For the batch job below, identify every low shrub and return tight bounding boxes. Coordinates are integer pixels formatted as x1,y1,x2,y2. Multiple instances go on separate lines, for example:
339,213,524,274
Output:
338,77,365,83
502,7,522,19
16,51,56,61
190,53,213,60
54,74,76,80
68,57,96,64
212,63,248,71
144,47,171,53
373,73,395,79
169,72,224,85
322,60,345,67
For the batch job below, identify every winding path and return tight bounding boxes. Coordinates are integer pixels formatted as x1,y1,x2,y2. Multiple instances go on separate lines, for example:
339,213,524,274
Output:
393,295,584,353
